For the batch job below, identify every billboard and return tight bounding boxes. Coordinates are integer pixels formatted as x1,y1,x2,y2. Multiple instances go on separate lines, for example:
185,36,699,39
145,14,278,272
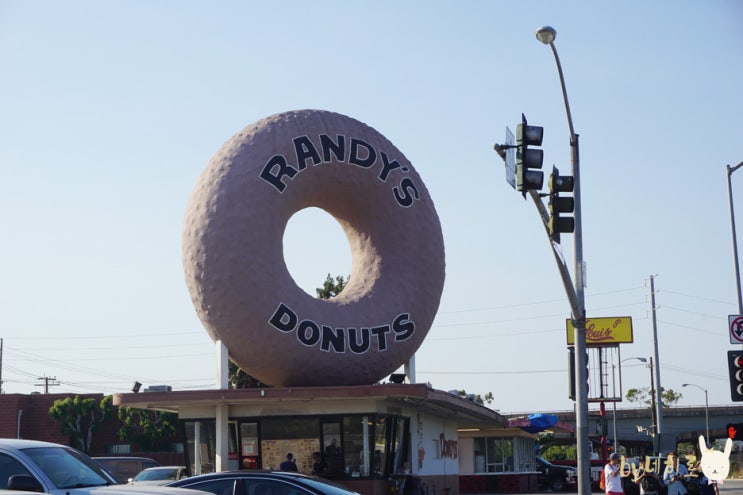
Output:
565,316,633,346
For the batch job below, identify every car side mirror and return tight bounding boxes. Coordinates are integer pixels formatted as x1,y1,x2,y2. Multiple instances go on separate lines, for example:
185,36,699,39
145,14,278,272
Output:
8,474,43,492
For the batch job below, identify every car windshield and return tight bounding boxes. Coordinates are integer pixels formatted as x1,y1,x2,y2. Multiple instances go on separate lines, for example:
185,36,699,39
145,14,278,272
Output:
22,446,115,489
135,468,180,481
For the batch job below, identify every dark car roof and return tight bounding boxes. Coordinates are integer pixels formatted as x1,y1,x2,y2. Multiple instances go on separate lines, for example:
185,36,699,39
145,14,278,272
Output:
169,471,316,485
93,456,159,461
168,470,359,494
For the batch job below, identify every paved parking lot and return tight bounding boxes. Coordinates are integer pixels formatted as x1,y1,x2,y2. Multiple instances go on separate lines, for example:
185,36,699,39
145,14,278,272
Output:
493,477,743,494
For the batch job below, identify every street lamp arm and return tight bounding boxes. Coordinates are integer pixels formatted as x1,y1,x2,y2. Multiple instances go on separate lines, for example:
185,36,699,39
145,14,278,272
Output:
622,357,647,365
727,160,743,314
681,383,709,441
547,42,576,142
682,383,705,393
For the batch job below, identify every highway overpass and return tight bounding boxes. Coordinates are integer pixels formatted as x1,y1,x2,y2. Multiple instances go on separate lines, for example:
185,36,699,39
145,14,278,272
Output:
508,404,742,455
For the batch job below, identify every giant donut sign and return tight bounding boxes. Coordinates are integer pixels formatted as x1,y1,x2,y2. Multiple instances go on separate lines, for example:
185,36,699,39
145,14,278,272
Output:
183,109,445,387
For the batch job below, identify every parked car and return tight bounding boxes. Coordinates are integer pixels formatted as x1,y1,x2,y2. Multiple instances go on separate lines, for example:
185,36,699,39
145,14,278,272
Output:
129,467,188,485
0,438,207,495
93,457,160,484
536,455,576,492
167,470,363,495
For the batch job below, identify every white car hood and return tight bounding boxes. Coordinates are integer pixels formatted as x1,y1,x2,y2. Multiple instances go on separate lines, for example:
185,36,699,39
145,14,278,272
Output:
55,485,209,495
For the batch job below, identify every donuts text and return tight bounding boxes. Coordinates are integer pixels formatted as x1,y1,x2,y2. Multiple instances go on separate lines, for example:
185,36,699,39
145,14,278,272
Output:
268,302,416,354
259,134,421,208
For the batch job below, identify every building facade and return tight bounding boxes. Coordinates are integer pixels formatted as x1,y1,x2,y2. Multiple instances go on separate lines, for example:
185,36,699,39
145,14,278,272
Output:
114,383,541,495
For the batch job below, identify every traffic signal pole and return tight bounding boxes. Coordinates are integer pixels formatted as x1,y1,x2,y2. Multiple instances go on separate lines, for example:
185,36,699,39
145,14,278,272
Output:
496,27,590,493
571,135,591,495
536,26,591,495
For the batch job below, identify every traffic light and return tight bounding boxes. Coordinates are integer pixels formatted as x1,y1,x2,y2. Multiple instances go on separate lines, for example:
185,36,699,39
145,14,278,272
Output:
568,347,576,400
515,114,544,194
727,350,743,402
547,166,575,243
568,347,589,401
595,417,607,436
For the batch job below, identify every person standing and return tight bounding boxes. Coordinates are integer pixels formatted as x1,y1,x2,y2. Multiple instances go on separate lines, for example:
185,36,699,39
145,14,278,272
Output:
635,461,661,495
604,453,624,495
691,460,717,495
311,452,328,477
279,453,298,471
663,452,688,495
324,438,343,478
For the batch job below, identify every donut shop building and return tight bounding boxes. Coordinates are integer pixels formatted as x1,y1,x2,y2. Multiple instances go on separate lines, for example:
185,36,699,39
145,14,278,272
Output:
129,109,542,494
114,382,541,495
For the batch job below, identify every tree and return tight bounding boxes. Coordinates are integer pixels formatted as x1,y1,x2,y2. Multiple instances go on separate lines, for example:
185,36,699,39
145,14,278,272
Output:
456,390,494,406
541,444,577,461
228,359,268,389
48,395,112,452
316,274,349,299
117,407,179,451
625,386,682,407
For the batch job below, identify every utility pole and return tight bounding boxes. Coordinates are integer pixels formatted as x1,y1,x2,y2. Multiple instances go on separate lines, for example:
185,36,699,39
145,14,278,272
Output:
36,376,59,394
649,275,663,454
648,357,657,443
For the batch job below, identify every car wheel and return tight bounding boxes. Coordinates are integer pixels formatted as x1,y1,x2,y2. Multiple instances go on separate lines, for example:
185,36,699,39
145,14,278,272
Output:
549,476,564,492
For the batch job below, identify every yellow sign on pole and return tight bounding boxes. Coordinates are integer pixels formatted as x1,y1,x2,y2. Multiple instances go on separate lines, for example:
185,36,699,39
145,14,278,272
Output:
566,316,633,346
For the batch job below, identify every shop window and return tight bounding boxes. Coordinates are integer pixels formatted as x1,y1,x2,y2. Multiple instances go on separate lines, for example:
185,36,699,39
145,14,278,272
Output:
240,422,259,469
182,414,408,479
515,437,535,472
387,416,409,475
372,417,387,477
343,416,370,477
183,420,239,474
473,437,513,473
261,417,319,472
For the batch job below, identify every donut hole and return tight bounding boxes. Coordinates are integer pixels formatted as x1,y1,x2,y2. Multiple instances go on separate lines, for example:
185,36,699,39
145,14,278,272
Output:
284,207,353,298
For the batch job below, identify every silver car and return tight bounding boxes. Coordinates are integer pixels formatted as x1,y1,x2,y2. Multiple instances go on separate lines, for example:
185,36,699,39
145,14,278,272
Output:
0,438,205,495
129,467,188,485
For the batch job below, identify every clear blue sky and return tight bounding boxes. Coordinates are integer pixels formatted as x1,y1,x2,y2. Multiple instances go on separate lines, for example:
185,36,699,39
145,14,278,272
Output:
1,1,742,414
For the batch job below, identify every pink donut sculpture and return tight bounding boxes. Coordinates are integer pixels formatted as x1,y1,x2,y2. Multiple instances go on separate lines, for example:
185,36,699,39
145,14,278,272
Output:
182,109,445,386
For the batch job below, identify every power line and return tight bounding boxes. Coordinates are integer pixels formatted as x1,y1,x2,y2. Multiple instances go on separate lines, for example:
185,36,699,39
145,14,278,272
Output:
661,289,734,306
659,305,727,320
4,330,205,341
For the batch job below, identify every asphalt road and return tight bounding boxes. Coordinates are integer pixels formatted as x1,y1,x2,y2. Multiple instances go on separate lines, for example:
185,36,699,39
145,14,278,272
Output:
716,478,743,492
671,478,743,494
518,478,743,494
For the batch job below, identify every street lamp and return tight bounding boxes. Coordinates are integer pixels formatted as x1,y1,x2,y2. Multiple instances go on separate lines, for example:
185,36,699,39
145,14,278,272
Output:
727,161,743,317
535,25,589,495
682,383,710,442
612,357,647,453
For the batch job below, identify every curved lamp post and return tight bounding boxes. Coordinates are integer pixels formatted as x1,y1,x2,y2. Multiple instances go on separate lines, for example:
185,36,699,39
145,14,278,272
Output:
682,383,709,442
728,161,743,317
612,357,647,453
535,25,588,495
